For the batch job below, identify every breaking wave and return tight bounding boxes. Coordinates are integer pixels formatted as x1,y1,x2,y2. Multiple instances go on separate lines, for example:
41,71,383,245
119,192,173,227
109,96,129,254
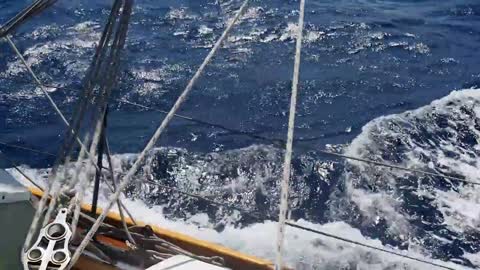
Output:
2,0,480,269
329,88,480,268
8,88,480,270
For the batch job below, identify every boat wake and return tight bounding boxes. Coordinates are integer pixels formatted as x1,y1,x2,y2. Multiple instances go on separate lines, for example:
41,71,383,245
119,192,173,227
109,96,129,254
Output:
9,88,480,269
2,0,480,268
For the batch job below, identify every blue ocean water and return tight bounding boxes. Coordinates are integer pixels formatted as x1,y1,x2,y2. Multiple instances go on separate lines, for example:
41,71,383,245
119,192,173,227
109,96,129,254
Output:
1,0,480,269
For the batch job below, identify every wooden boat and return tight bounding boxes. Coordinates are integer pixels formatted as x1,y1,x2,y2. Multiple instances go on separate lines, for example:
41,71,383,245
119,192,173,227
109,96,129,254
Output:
26,186,277,270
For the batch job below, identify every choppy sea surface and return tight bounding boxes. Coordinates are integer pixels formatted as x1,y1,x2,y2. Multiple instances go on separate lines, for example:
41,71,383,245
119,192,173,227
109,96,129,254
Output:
1,0,480,269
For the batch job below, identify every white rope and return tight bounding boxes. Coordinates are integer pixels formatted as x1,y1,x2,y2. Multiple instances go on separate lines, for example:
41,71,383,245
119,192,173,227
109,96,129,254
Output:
6,35,102,250
5,36,104,174
22,175,54,251
67,1,250,267
41,160,69,227
275,0,306,269
4,36,70,126
7,34,71,250
103,137,137,244
5,36,139,254
70,134,91,237
22,134,90,251
69,108,107,235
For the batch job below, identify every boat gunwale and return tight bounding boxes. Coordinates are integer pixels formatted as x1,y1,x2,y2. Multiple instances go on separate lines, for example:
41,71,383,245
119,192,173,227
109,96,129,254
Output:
28,186,277,270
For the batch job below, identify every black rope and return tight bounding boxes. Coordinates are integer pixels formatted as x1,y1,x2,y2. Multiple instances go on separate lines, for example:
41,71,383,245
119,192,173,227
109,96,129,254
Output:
116,98,285,145
0,0,58,39
31,0,133,194
6,93,477,187
91,110,107,215
115,99,344,144
83,0,133,215
0,140,56,157
314,150,477,185
118,99,477,186
283,222,457,270
104,128,137,225
0,150,44,191
54,0,124,169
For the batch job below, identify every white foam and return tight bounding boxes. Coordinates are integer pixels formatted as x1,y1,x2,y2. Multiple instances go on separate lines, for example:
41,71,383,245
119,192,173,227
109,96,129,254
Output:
6,152,470,269
240,7,264,21
8,164,460,269
69,21,100,32
278,22,324,43
165,7,198,21
3,21,100,99
436,188,480,232
198,25,213,35
344,88,480,256
129,63,188,97
464,252,480,267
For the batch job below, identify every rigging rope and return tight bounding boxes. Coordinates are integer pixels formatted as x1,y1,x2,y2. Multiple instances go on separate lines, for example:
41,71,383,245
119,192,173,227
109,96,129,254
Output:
4,97,477,187
4,0,126,200
69,1,135,266
0,80,459,188
8,0,135,254
7,33,99,251
116,98,284,145
275,0,306,269
5,36,107,209
0,150,43,191
91,111,107,215
283,222,456,270
6,36,109,235
116,99,478,185
103,130,137,244
5,36,72,132
0,1,472,268
69,134,91,238
68,0,251,266
0,0,57,39
0,140,56,157
315,150,478,185
69,0,134,238
5,36,92,156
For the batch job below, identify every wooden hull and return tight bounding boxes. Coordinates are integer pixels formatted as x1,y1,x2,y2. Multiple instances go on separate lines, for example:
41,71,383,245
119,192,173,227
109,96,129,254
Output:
28,187,276,270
